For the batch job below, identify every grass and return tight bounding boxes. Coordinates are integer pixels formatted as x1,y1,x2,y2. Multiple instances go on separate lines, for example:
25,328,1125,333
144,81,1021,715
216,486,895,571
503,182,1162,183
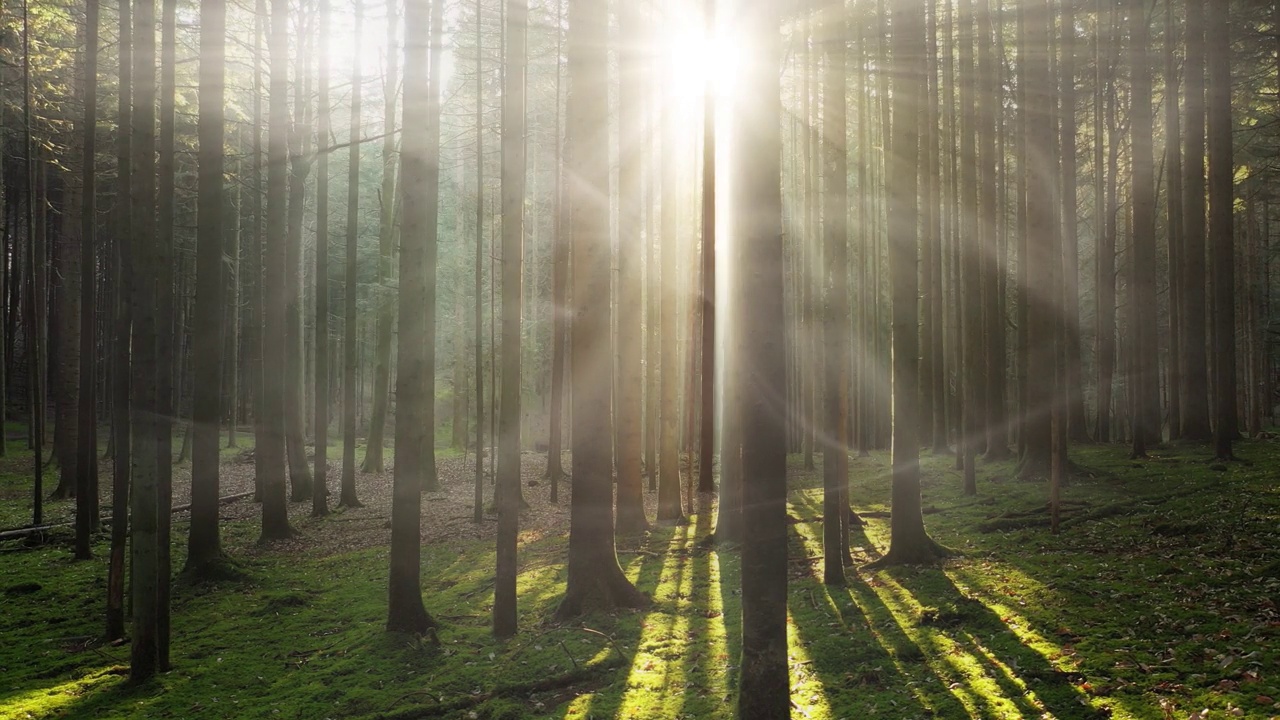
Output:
2,439,1279,719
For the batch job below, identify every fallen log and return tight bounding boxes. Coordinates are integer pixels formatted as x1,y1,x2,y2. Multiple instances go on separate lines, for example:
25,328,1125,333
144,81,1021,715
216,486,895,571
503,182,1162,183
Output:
0,491,256,542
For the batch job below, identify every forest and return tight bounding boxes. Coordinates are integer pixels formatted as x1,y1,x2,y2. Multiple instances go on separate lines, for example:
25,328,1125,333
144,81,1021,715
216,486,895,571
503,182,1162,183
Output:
1,0,1279,716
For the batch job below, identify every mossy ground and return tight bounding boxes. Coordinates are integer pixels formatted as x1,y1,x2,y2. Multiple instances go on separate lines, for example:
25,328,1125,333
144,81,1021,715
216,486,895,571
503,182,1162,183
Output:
2,439,1278,719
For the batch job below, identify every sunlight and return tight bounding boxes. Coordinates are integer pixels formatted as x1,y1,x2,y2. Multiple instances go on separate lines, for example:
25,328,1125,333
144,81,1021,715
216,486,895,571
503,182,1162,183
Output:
663,25,743,105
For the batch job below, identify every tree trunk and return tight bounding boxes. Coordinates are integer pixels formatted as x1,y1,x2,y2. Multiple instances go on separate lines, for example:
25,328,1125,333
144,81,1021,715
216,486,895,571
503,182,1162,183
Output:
1206,0,1234,459
821,5,849,587
284,21,314,502
386,0,443,634
554,0,648,620
736,1,787,715
340,0,364,507
1017,0,1057,478
978,0,1008,460
187,0,228,574
360,0,398,477
260,0,295,541
1164,0,1184,441
614,0,648,536
75,0,100,560
1129,0,1158,457
128,0,160,678
494,0,527,639
1180,0,1211,441
312,0,334,518
105,0,131,642
657,32,684,525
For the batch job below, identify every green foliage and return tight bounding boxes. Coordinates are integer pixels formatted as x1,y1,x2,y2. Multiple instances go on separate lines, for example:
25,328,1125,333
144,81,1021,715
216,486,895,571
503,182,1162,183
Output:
2,441,1279,719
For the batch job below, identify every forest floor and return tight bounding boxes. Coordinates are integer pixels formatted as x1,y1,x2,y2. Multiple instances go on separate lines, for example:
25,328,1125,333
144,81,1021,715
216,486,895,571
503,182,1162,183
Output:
1,436,1278,720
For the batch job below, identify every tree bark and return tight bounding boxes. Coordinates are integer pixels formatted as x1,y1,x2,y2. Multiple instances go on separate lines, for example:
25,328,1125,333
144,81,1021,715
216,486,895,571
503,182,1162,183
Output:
554,0,648,620
614,0,648,536
187,0,229,574
1180,0,1211,441
1206,0,1234,459
341,0,364,506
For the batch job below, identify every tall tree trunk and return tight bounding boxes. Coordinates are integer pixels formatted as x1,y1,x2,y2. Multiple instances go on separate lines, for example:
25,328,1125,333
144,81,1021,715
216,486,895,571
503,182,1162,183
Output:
545,0,566,496
657,24,684,525
1206,0,1234,459
821,5,849,587
472,0,486,518
1017,0,1057,477
697,0,716,497
554,0,648,620
736,0,787,714
187,0,228,574
341,0,364,506
614,0,648,536
871,0,948,565
1180,0,1211,441
1061,0,1087,442
386,0,443,634
978,0,1007,459
312,0,333,518
284,16,314,502
105,0,131,642
1164,0,1183,441
128,0,160,678
260,0,295,541
959,0,982,489
494,0,527,639
1129,0,1158,457
361,0,397,476
153,0,176,668
75,0,100,560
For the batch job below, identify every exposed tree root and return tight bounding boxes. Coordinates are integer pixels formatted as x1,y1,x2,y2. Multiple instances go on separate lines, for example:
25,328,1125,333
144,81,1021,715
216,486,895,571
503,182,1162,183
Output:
554,571,649,621
862,537,955,569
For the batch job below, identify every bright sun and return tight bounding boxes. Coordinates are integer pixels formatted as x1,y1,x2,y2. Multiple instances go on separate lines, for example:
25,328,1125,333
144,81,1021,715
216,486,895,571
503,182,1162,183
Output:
664,25,743,106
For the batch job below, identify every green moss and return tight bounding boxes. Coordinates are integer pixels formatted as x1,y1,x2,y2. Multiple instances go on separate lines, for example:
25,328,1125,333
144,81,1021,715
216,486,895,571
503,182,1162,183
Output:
3,440,1280,719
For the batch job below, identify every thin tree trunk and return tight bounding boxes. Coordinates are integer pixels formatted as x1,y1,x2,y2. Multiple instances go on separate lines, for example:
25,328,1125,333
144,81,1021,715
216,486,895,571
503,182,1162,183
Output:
341,0,364,506
360,0,397,476
494,0,527,638
1206,0,1234,459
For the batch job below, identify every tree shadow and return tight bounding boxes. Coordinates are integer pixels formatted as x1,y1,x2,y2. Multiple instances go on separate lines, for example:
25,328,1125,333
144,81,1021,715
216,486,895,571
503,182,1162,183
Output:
786,495,1103,719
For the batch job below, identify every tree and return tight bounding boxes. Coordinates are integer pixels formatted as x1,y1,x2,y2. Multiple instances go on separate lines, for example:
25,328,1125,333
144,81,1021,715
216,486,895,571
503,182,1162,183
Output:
1017,0,1056,478
105,0,132,643
697,0,716,497
1180,0,1211,441
360,0,397,478
284,14,314,503
74,0,101,561
555,0,649,619
386,0,443,635
958,0,983,489
313,0,334,518
260,0,295,542
129,0,161,677
494,0,527,639
736,0,788,715
614,0,648,536
656,22,685,525
1129,0,1158,458
1061,0,1087,443
188,0,229,574
869,0,949,566
821,2,848,587
341,0,365,509
1206,0,1234,460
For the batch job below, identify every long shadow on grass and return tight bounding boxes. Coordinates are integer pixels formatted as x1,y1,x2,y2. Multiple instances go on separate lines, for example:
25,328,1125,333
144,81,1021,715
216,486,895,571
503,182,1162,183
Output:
785,487,1102,719
553,521,695,719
